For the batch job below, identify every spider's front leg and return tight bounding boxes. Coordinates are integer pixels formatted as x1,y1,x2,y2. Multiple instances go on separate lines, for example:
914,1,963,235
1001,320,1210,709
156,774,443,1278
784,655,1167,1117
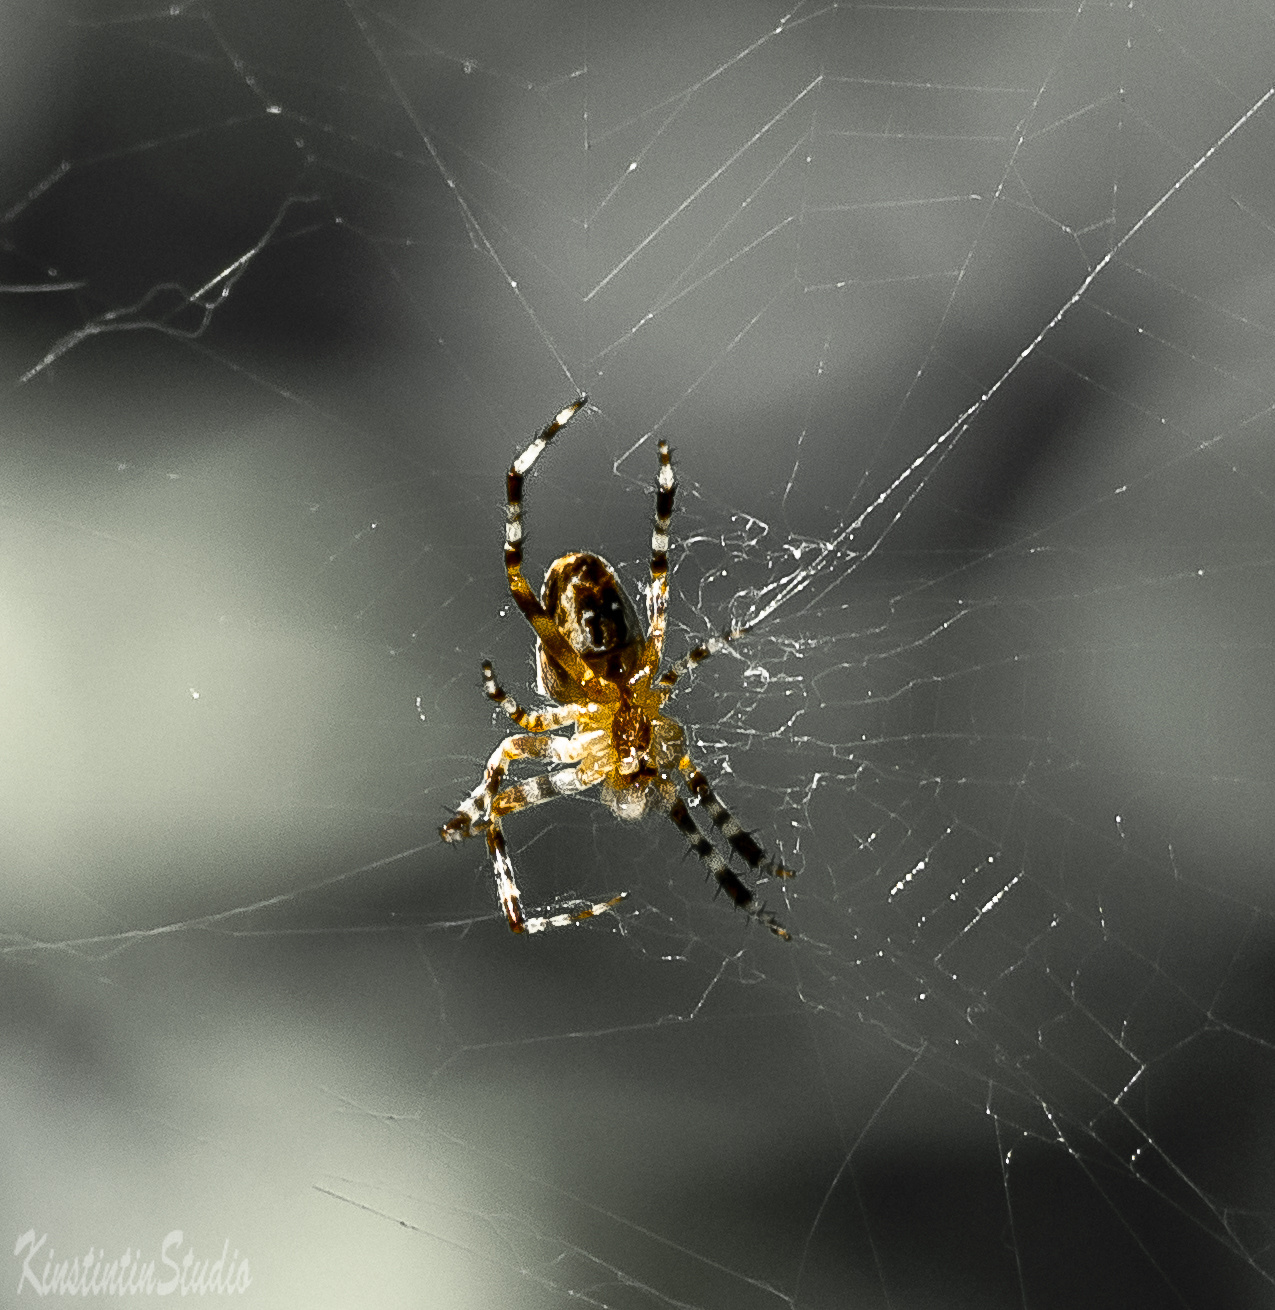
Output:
503,398,601,692
644,438,675,663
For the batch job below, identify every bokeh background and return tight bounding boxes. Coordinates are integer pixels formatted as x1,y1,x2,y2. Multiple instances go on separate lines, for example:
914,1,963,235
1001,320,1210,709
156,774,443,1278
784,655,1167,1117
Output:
2,1,1275,1306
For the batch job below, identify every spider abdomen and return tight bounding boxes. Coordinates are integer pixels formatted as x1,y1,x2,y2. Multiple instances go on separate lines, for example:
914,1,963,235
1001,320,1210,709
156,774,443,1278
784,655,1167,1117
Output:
540,553,643,690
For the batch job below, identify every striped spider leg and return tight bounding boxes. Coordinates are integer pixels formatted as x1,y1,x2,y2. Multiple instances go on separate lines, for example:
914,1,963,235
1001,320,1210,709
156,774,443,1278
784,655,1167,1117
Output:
650,460,795,932
667,755,795,939
441,660,625,933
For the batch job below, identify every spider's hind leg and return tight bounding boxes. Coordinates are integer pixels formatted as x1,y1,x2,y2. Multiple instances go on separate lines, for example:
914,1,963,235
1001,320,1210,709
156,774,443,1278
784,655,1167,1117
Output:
667,799,790,940
440,729,580,844
461,760,625,934
679,761,795,879
485,819,626,934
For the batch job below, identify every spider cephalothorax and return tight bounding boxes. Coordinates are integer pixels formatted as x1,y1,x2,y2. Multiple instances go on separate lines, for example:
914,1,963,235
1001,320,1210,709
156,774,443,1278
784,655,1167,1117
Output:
440,397,795,937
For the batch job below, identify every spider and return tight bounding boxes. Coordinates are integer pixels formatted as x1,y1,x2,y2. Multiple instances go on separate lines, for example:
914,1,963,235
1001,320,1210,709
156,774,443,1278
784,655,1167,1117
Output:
440,396,795,938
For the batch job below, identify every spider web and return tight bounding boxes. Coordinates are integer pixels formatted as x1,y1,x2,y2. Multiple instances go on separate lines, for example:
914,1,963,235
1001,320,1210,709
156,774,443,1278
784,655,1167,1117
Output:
2,0,1275,1305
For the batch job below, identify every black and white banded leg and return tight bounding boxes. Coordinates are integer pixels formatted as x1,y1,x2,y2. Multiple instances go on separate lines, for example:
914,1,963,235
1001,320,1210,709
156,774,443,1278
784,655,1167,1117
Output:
440,730,582,844
481,660,580,732
645,438,675,659
504,397,588,583
680,761,794,880
656,625,749,691
502,396,597,689
485,763,625,934
667,798,791,940
484,819,626,935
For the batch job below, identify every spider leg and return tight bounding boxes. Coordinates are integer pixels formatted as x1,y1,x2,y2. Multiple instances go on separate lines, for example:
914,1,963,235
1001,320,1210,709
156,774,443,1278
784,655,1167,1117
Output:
667,798,791,940
440,730,584,844
644,438,675,664
486,817,625,935
489,760,590,818
656,625,749,691
678,757,795,878
481,660,580,732
503,398,604,693
481,759,623,934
